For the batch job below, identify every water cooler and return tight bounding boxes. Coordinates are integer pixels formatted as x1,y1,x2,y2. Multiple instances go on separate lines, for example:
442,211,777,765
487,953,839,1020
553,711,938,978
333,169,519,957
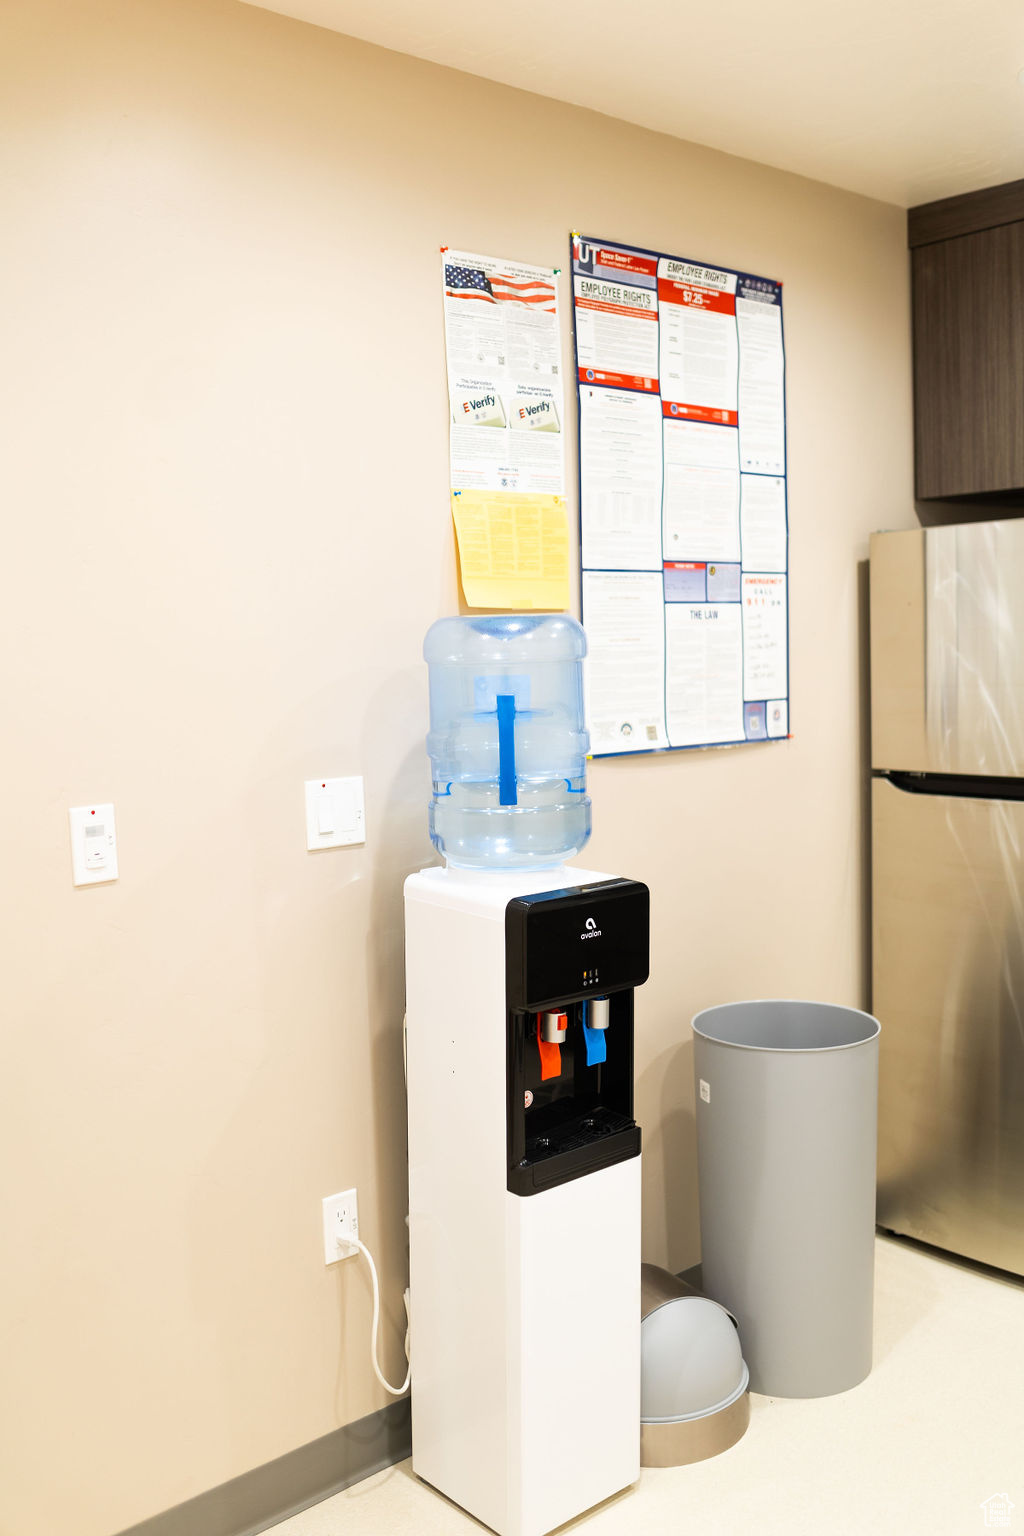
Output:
405,615,650,1536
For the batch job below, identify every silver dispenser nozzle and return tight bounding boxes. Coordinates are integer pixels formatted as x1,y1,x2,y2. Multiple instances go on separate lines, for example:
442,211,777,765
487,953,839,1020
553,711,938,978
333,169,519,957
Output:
540,1011,568,1043
589,998,610,1030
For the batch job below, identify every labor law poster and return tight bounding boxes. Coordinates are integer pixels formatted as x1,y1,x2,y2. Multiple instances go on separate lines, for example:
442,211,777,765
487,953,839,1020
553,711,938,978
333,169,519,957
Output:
572,234,789,757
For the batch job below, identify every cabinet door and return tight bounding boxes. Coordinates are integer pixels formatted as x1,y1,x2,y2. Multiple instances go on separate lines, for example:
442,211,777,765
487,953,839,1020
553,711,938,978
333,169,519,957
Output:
913,221,1024,499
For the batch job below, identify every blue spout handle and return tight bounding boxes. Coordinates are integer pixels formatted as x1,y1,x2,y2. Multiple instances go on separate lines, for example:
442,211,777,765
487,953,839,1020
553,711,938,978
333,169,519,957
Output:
496,693,517,807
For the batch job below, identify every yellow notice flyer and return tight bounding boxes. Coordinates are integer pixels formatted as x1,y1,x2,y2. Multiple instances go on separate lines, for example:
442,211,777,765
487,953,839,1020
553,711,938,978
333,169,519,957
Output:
451,491,569,611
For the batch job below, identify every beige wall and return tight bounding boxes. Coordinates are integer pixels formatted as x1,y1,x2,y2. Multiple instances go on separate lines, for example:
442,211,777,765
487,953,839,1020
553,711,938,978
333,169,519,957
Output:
0,2,916,1532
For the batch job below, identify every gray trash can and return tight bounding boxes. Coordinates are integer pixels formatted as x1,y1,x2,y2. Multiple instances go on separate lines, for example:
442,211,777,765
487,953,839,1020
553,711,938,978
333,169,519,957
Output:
692,999,880,1399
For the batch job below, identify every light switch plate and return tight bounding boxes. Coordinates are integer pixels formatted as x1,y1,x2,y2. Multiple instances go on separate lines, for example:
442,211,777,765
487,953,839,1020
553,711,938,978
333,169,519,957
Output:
304,776,365,851
69,803,118,886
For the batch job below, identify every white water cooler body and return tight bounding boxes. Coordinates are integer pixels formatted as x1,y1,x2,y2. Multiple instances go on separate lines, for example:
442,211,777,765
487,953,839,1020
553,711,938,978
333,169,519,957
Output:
405,865,649,1536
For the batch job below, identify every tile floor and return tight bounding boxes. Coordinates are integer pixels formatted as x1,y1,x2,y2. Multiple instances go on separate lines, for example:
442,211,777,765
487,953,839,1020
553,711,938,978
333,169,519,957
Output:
272,1235,1024,1536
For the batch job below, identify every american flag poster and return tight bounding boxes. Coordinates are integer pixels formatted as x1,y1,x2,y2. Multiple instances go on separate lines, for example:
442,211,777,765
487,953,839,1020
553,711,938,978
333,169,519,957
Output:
441,247,569,610
444,264,558,314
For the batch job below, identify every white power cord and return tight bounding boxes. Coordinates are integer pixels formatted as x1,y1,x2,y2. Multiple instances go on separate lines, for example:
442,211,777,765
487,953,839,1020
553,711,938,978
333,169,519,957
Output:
332,1014,411,1398
340,1232,411,1397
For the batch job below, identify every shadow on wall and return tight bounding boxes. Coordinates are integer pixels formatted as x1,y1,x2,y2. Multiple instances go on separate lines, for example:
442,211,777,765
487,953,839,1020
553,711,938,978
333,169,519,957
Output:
915,498,1024,526
639,1035,700,1273
362,667,436,1393
858,558,872,1011
167,662,433,1441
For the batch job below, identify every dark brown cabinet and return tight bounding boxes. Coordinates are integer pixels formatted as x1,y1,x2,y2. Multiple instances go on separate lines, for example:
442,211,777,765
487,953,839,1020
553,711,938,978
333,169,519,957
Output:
910,179,1024,502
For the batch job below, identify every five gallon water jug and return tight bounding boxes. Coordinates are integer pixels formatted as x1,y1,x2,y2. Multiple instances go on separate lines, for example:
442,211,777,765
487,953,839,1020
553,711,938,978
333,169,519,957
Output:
424,614,591,869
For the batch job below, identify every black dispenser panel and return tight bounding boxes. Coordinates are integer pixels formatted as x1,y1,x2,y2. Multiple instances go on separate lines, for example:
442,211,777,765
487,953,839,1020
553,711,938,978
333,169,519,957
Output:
505,880,648,1196
505,878,649,1012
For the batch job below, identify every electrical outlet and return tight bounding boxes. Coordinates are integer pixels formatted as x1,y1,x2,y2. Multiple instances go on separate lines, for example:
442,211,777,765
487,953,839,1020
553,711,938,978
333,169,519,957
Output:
323,1188,359,1263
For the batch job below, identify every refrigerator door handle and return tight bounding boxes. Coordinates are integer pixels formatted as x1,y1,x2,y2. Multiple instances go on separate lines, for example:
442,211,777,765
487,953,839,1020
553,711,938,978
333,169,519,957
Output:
878,769,1024,802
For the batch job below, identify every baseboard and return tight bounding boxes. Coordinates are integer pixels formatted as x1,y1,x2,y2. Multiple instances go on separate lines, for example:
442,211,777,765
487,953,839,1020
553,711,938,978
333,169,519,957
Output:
114,1399,411,1536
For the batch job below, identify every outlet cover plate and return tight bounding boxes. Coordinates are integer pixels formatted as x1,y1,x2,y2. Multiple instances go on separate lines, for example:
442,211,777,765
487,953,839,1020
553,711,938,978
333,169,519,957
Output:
323,1188,359,1263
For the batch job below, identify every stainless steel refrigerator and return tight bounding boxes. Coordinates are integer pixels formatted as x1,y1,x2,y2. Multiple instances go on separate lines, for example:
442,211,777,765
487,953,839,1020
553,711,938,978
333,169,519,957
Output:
871,520,1024,1277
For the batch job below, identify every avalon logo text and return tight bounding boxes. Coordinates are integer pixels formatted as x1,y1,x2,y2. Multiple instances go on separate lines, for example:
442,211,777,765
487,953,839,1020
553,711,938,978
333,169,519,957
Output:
581,916,602,941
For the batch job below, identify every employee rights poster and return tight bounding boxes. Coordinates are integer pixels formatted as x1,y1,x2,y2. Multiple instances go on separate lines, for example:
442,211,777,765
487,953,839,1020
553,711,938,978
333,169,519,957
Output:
571,234,789,756
442,249,569,610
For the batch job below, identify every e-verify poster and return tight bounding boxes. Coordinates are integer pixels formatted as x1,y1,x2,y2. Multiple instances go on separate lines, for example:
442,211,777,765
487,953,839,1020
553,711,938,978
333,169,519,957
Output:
442,248,569,610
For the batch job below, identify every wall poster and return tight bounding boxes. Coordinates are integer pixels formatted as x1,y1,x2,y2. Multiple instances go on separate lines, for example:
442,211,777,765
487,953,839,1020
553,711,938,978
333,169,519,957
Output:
571,234,789,757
